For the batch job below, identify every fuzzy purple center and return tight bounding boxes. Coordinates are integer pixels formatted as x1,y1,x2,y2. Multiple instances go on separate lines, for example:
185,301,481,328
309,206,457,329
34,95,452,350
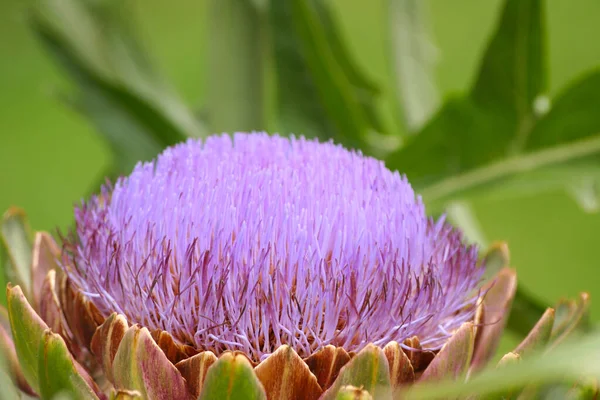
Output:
66,133,482,361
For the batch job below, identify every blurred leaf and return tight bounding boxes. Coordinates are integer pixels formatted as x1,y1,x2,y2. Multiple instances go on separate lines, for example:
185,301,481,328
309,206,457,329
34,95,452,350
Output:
0,351,20,400
386,1,600,214
31,0,207,174
387,0,547,194
205,0,265,133
1,208,33,304
387,0,439,133
406,333,600,399
472,0,546,153
269,0,385,149
38,330,98,400
446,201,488,245
406,70,600,210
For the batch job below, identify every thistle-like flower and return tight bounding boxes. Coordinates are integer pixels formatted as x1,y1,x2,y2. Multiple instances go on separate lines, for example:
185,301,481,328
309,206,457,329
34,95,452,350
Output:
0,133,589,399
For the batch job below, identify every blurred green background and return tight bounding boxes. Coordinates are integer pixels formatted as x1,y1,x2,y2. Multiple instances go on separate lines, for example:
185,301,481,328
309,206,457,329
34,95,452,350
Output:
1,0,600,323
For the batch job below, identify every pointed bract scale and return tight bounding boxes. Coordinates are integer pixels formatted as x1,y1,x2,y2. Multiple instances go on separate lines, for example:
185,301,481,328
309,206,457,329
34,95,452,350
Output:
401,336,435,372
497,351,520,368
304,345,351,390
419,322,474,382
91,313,129,384
38,329,100,400
254,344,323,400
335,385,374,400
383,341,415,388
31,232,61,312
1,207,33,299
60,278,105,349
175,351,217,399
39,270,69,338
321,344,393,400
550,292,590,348
552,298,577,337
199,352,266,400
112,326,192,400
480,241,510,281
151,329,196,364
470,268,517,372
6,284,48,392
514,308,554,358
0,321,36,395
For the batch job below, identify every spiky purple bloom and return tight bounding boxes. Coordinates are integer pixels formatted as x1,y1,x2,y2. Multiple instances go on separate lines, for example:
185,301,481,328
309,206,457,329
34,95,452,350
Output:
65,133,482,362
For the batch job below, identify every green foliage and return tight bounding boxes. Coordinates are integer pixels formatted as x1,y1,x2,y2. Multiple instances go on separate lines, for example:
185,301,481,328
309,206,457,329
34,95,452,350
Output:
269,0,385,149
31,0,207,175
205,0,265,133
23,0,600,397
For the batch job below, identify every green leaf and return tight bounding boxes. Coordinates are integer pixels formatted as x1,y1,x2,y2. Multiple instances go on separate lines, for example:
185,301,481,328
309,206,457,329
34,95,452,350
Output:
1,208,33,301
471,0,546,151
387,0,439,133
406,333,600,399
199,352,266,400
6,284,48,393
387,0,546,182
205,0,265,132
269,0,384,149
31,0,207,174
387,1,600,215
38,330,98,400
322,344,392,400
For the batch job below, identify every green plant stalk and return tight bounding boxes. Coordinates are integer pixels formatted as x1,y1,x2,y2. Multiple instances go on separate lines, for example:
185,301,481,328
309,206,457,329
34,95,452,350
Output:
421,133,600,206
206,0,266,133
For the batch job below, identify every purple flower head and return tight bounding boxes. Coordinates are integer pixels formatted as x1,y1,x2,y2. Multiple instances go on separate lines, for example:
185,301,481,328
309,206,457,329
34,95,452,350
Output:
65,133,483,362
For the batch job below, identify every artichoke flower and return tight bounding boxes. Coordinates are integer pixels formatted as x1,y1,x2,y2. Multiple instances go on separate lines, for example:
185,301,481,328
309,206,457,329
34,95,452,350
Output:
0,133,590,399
